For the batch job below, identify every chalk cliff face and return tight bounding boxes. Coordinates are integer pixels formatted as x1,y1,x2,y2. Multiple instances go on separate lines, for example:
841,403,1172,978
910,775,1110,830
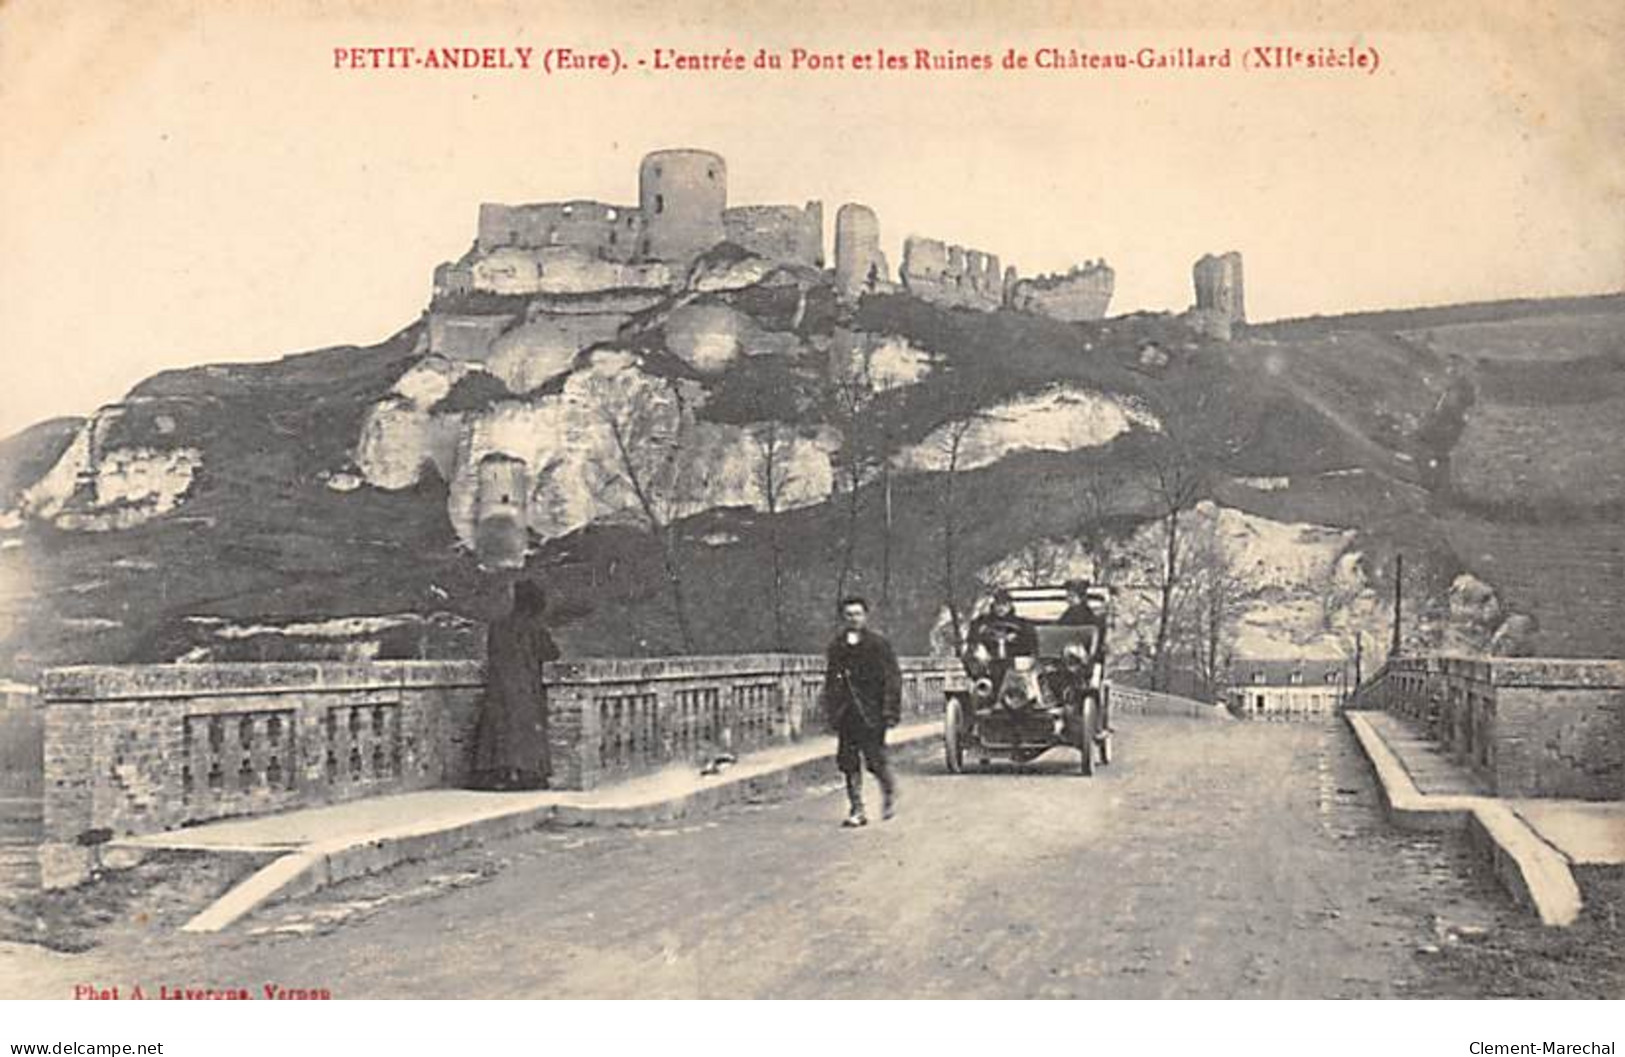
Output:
893,386,1160,473
830,331,935,393
485,314,628,392
356,350,839,551
16,411,201,532
965,503,1384,662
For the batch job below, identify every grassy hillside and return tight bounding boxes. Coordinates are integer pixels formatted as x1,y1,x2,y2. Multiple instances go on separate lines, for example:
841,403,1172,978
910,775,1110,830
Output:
0,418,83,509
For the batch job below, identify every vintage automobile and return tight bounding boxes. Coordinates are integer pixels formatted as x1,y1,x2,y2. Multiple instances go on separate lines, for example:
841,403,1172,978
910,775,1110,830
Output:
944,584,1113,775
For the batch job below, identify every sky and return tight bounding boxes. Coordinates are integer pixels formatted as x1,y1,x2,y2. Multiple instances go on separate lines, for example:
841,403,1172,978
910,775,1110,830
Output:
1,0,1621,440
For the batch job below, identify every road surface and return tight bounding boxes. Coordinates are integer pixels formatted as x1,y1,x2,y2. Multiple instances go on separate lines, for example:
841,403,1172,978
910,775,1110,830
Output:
0,716,1523,998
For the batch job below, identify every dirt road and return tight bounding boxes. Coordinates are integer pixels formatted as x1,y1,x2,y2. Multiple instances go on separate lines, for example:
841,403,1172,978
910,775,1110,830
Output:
1,717,1531,998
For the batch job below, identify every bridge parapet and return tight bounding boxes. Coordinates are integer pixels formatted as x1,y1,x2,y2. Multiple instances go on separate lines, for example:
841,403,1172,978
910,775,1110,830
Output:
1110,685,1232,721
545,654,958,790
1352,655,1625,802
35,654,960,887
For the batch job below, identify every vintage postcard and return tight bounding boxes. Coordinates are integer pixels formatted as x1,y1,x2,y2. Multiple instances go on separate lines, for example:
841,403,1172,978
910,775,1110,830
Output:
0,0,1621,1010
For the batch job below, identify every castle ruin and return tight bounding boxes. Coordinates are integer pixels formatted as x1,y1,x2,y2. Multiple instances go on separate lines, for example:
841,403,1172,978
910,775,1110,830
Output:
472,452,530,569
1008,260,1116,322
1186,250,1246,340
429,148,1122,362
898,237,1003,311
833,203,890,297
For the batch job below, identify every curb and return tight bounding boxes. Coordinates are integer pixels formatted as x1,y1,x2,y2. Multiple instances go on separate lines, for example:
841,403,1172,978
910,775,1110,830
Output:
177,726,943,933
1344,711,1582,927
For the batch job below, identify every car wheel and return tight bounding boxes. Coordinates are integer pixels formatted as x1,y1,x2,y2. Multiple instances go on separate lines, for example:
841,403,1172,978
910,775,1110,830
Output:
945,696,965,774
1078,695,1097,776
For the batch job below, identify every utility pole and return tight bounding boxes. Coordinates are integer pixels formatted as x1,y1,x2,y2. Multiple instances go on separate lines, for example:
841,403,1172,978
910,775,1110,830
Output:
1390,553,1404,659
1354,631,1364,689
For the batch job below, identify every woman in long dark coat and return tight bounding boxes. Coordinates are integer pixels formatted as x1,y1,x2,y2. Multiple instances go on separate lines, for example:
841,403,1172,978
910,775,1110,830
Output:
471,579,559,790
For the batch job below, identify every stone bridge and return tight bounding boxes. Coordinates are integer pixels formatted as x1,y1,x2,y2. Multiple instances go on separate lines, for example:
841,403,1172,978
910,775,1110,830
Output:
14,654,963,889
1,652,1621,996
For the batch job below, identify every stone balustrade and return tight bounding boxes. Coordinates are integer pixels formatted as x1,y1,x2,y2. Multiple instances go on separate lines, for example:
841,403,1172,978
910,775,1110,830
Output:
1353,655,1625,801
36,654,961,886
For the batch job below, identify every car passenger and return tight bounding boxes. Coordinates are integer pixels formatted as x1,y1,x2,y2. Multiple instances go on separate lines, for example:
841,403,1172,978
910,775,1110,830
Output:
1056,578,1112,733
965,588,1039,667
1057,578,1101,628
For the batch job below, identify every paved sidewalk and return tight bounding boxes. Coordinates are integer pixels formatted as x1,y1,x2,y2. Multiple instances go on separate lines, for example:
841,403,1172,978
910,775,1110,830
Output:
1358,712,1488,796
116,720,942,932
1349,710,1624,926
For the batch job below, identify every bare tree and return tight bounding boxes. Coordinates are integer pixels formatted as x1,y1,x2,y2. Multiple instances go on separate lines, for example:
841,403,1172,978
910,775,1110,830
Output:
878,416,898,606
1073,463,1128,586
752,421,799,651
1178,516,1251,698
1315,555,1367,676
934,412,981,651
1011,537,1068,587
1145,442,1206,692
826,365,880,608
584,369,700,653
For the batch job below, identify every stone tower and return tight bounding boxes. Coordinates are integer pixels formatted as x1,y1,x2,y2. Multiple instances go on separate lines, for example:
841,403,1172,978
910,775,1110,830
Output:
1192,251,1246,323
833,203,888,297
638,149,727,265
473,452,530,569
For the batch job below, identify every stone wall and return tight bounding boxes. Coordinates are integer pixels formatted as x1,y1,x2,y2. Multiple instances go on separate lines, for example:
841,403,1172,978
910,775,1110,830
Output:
37,654,961,886
477,200,644,260
1359,655,1625,800
1009,261,1115,322
722,203,823,268
900,236,1004,311
39,661,485,887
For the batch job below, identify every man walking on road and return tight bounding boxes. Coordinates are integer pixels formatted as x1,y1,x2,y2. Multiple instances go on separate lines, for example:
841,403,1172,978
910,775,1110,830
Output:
823,596,902,828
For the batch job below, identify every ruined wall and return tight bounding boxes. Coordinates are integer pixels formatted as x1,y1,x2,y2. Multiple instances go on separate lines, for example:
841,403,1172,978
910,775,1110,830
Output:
1009,260,1116,322
465,248,671,298
1193,251,1246,322
477,200,644,261
722,202,823,268
900,236,1004,310
433,260,475,297
639,149,727,265
833,203,890,298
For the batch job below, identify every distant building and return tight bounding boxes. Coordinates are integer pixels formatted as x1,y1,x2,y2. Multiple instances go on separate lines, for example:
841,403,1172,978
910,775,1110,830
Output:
1226,657,1347,718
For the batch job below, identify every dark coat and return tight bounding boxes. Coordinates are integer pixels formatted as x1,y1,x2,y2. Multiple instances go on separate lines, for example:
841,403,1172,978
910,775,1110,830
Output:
823,628,903,731
967,612,1039,659
1058,603,1101,628
473,603,560,787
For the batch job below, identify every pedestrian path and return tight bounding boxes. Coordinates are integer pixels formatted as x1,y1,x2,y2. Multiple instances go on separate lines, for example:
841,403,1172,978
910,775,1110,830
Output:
1349,710,1624,926
1359,712,1489,796
119,720,942,932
